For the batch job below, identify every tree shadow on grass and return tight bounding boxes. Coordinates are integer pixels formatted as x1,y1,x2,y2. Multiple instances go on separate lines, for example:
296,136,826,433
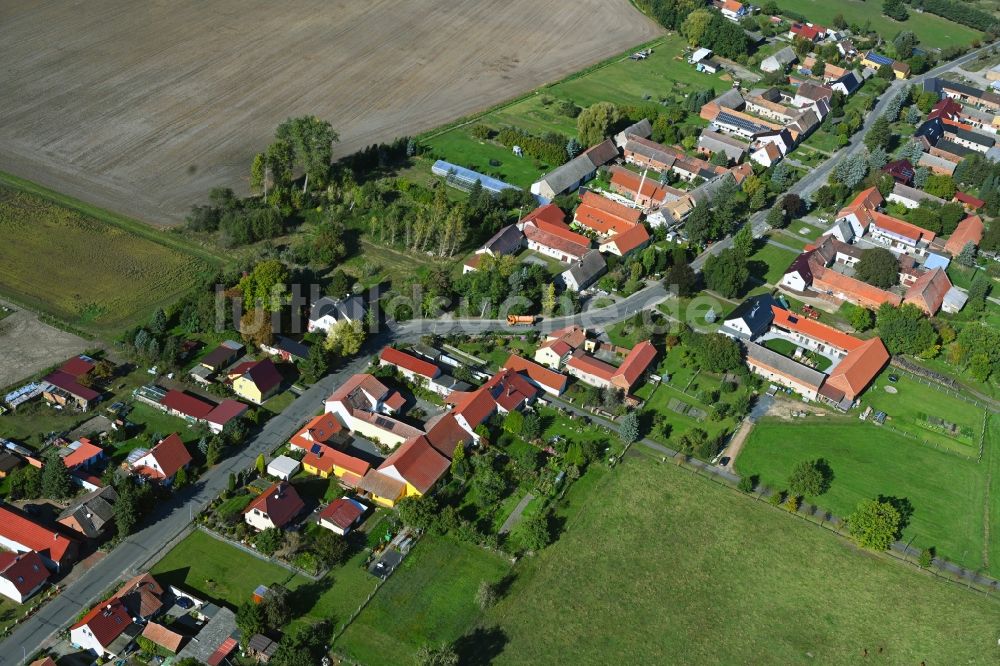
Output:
877,494,915,532
453,625,509,666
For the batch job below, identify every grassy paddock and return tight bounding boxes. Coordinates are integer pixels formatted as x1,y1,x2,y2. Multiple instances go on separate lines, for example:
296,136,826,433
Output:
772,0,981,48
485,457,1000,663
335,535,509,664
0,180,212,335
151,529,306,607
736,418,995,575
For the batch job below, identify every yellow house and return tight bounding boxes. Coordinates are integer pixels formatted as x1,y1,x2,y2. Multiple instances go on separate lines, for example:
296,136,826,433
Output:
228,359,282,404
357,436,450,508
861,51,909,79
302,443,370,482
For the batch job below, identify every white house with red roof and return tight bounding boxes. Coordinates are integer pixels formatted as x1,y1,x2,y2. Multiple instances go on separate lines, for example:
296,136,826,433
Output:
129,433,192,484
565,340,657,394
156,389,246,434
243,481,305,531
517,205,592,262
0,550,49,603
70,597,140,659
317,497,367,535
379,347,442,387
598,224,650,258
502,354,568,395
0,503,78,571
325,374,419,447
290,412,345,451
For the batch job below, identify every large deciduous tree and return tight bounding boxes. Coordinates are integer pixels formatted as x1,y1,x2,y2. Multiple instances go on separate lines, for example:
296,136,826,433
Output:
275,116,338,191
576,102,622,146
855,248,899,288
848,498,902,550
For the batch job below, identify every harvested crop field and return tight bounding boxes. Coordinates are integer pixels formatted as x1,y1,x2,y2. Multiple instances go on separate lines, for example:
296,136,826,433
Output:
0,0,661,226
0,185,208,335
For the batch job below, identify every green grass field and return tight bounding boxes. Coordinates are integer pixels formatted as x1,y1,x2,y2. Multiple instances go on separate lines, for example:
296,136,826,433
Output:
748,242,799,286
736,417,997,575
424,34,723,188
151,529,306,608
0,180,213,335
335,535,509,664
772,0,981,48
484,457,1000,663
858,371,986,454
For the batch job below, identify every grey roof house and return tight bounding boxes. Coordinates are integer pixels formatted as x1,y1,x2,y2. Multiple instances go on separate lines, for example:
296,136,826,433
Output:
308,295,367,333
761,47,797,73
697,130,749,162
561,250,607,292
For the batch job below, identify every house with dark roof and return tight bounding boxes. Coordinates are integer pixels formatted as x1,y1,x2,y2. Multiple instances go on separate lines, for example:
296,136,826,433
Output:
228,358,282,404
882,159,915,185
176,604,238,666
930,139,976,161
308,295,367,333
199,340,244,372
244,481,305,531
945,126,995,154
463,224,525,273
58,486,118,539
530,139,618,200
0,550,49,603
761,46,797,73
113,572,166,620
561,249,608,292
614,118,652,147
887,183,947,210
720,294,780,339
259,336,310,363
831,71,863,96
914,117,944,148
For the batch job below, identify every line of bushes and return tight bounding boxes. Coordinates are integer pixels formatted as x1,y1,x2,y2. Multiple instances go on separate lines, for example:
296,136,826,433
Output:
914,0,999,35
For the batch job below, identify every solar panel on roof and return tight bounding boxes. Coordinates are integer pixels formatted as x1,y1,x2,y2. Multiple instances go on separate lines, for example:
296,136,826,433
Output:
716,111,768,134
310,444,322,455
867,52,893,66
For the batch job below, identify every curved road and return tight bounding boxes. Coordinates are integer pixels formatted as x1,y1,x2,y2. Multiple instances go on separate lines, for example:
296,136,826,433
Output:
2,43,994,666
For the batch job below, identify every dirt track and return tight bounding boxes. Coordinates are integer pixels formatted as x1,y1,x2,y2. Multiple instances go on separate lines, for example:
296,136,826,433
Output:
0,0,661,226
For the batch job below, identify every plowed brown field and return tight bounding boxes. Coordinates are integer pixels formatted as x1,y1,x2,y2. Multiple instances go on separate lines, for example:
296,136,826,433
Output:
0,0,660,225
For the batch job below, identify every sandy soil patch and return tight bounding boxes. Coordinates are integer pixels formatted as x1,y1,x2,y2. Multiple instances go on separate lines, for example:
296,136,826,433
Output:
0,0,661,226
0,303,89,389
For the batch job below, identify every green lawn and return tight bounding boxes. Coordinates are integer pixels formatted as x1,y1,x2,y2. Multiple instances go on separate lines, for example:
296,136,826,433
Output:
736,417,997,576
151,529,306,608
484,456,1000,663
772,0,981,48
334,535,509,664
858,371,986,454
748,242,798,286
0,178,214,336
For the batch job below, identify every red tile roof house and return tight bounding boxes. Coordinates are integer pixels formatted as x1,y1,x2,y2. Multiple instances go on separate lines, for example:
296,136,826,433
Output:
903,267,953,315
290,412,346,451
0,550,49,603
379,346,442,387
129,433,192,485
317,497,367,535
70,597,141,659
324,373,417,448
244,481,305,531
159,389,247,434
502,354,568,396
572,191,643,237
598,223,651,258
0,503,78,571
113,572,166,620
953,192,985,211
42,357,101,411
517,204,592,262
564,340,657,394
944,215,985,256
60,437,105,475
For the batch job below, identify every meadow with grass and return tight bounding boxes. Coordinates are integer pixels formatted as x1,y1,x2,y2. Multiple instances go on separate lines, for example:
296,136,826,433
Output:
772,0,981,48
736,412,997,576
485,457,1000,663
0,180,214,335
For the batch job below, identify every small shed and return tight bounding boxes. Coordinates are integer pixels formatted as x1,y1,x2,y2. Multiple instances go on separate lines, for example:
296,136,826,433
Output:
247,633,279,663
266,455,301,481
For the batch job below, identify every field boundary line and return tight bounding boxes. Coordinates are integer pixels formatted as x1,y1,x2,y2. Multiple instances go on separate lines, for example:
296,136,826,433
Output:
0,170,228,266
416,35,668,143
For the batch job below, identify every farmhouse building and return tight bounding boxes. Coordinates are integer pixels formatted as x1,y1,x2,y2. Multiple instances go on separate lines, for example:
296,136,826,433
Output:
0,503,78,571
530,139,618,200
243,481,305,531
0,551,49,604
